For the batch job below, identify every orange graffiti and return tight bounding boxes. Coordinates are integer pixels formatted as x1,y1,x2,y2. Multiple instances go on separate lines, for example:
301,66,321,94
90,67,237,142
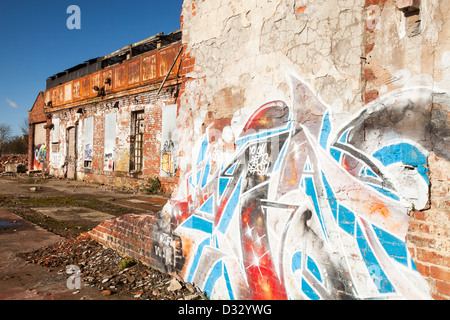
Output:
366,201,390,218
288,157,298,186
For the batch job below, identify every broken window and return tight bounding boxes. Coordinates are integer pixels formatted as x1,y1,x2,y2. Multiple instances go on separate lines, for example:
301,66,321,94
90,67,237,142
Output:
130,110,145,172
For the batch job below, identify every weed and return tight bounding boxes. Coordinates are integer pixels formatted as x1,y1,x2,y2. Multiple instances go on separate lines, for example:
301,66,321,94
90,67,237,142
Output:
118,258,137,270
143,177,163,195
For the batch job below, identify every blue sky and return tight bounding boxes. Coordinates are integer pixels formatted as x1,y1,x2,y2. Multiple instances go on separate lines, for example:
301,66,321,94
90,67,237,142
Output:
0,0,183,136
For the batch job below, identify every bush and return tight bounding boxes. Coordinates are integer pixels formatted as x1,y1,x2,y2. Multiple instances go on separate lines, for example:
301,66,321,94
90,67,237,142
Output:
144,176,163,195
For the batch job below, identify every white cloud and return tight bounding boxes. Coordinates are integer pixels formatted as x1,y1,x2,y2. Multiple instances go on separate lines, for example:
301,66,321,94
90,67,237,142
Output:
5,98,18,109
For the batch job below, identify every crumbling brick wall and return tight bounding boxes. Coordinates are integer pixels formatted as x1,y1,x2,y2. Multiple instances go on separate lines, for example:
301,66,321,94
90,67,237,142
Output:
48,87,179,194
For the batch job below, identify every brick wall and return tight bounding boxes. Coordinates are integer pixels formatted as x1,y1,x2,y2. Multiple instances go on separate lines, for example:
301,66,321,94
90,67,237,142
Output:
88,210,185,275
48,86,180,194
407,153,450,299
88,214,158,268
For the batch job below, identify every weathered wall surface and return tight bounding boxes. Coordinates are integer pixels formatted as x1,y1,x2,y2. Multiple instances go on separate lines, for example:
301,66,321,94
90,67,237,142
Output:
363,0,450,300
91,0,449,300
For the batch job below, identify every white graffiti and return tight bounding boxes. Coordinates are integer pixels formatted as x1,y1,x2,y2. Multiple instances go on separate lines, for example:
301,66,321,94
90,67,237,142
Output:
248,143,269,175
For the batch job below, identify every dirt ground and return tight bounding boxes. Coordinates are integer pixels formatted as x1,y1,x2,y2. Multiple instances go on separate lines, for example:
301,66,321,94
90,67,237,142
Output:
0,173,203,301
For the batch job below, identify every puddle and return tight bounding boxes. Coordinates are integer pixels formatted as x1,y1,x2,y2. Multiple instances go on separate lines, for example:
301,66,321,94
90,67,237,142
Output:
0,219,24,229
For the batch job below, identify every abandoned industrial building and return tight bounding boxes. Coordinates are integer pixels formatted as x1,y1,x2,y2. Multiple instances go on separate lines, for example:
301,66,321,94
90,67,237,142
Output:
28,30,183,193
27,0,449,301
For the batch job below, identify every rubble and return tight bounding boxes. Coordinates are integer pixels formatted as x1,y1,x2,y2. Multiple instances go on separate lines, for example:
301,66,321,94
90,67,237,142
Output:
0,154,28,173
19,236,208,300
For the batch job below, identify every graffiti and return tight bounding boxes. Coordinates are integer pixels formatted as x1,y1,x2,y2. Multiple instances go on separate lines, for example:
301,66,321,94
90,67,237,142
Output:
160,76,448,300
104,153,114,171
33,144,47,171
84,143,93,161
152,210,186,274
247,143,269,175
161,140,177,177
84,117,94,162
161,104,179,177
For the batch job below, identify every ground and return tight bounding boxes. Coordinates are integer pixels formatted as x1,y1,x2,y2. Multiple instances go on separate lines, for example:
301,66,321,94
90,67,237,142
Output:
0,173,206,300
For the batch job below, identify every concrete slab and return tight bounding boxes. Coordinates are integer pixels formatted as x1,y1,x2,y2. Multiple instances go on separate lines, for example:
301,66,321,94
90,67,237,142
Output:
32,207,115,223
0,208,131,300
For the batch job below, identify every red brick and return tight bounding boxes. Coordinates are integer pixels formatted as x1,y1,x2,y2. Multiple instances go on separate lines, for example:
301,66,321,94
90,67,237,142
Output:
415,261,430,277
364,67,376,81
436,280,450,297
365,90,379,104
417,249,443,266
430,266,450,282
411,210,427,221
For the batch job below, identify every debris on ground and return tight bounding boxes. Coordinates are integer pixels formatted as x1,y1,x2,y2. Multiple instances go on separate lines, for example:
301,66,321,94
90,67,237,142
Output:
0,154,28,173
18,236,208,300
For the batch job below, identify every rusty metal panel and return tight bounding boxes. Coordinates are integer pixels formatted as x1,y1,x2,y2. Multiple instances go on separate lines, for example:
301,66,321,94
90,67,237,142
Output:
64,83,72,102
43,41,181,109
114,65,127,89
73,80,80,100
57,86,64,104
128,60,141,85
103,69,113,93
51,88,57,105
142,53,157,81
158,44,180,78
91,72,102,96
81,76,90,98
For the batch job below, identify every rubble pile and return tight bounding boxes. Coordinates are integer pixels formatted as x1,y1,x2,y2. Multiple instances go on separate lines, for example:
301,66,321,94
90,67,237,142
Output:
19,236,207,300
0,154,28,172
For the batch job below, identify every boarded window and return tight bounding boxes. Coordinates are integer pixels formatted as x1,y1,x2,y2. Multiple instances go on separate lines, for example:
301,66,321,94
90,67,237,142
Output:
104,113,116,171
84,117,94,168
51,118,60,143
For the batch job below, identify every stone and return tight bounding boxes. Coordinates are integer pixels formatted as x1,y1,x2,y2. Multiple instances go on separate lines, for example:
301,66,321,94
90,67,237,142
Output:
126,275,135,283
167,278,182,292
185,282,196,294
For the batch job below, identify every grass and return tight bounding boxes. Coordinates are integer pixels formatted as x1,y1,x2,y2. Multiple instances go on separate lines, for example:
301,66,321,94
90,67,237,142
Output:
0,195,142,238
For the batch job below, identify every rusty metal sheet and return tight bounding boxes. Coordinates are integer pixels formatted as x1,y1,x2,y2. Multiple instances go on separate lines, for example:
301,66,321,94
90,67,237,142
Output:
114,65,126,89
44,41,181,109
73,80,80,100
81,76,90,98
142,53,157,82
128,60,141,85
